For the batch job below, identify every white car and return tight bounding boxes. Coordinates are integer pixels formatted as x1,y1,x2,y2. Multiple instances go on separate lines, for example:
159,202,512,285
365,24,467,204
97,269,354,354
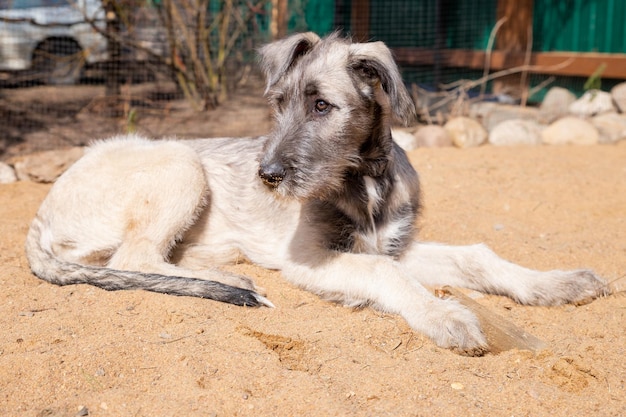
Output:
0,0,107,84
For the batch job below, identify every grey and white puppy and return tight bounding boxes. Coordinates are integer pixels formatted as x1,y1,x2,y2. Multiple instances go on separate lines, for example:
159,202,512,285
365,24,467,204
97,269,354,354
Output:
25,33,608,355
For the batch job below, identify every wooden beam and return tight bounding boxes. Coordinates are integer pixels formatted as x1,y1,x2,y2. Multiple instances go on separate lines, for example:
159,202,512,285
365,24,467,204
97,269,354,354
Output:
350,0,370,41
495,0,535,103
496,0,534,52
392,48,626,79
270,0,288,39
530,53,626,78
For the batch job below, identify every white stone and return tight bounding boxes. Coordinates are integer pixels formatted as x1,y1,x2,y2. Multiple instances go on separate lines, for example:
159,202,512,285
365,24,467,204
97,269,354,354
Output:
11,147,84,183
611,82,626,113
0,161,17,183
413,125,453,147
468,101,499,120
444,117,487,148
569,90,615,117
591,112,626,144
391,128,418,151
488,119,543,146
539,87,576,123
481,104,541,131
541,116,599,145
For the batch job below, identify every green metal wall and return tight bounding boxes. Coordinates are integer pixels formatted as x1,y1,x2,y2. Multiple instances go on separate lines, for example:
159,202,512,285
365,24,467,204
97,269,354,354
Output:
533,0,626,53
291,0,625,100
334,0,625,54
288,0,335,35
365,0,497,49
367,0,439,48
197,0,626,56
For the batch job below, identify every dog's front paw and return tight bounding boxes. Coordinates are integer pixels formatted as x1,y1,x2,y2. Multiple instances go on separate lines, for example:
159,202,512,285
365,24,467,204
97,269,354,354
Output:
521,269,610,306
407,300,489,356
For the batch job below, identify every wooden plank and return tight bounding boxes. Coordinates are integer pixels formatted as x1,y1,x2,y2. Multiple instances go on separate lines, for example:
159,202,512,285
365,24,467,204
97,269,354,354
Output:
496,0,534,52
495,0,535,102
276,0,288,39
270,0,288,39
531,52,626,78
392,47,626,79
350,0,370,41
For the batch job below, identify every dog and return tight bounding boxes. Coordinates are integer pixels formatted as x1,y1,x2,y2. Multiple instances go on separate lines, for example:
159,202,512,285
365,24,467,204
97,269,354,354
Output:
25,32,609,355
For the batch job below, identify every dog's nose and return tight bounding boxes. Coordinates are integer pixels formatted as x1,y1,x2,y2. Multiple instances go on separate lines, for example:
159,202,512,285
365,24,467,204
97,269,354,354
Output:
258,162,286,188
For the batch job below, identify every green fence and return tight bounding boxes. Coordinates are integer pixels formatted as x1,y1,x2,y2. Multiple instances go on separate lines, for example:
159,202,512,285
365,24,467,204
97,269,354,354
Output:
534,0,626,53
312,0,626,99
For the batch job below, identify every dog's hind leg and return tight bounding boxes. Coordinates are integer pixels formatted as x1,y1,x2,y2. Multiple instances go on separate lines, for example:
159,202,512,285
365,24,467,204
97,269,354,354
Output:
400,242,609,306
28,136,258,296
96,143,257,292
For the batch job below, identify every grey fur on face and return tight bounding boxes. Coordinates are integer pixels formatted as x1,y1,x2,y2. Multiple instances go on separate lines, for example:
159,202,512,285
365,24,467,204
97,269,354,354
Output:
257,32,417,201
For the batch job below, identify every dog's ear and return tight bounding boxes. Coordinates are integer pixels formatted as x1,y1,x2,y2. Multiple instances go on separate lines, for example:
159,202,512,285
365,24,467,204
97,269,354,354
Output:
258,32,321,92
348,42,416,126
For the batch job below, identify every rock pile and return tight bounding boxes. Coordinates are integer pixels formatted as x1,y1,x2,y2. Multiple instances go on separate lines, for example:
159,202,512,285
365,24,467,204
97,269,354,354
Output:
0,161,17,183
394,81,626,149
1,147,84,184
2,83,626,184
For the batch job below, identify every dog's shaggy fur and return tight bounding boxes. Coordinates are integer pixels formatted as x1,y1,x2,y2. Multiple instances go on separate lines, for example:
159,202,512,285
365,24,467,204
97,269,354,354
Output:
25,33,609,355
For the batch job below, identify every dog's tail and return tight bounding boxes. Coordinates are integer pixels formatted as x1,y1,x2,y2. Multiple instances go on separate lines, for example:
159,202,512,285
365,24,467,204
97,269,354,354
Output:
24,218,273,308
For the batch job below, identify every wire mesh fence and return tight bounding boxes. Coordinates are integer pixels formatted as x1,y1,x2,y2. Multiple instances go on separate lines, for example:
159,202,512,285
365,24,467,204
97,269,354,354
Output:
0,0,278,158
1,0,624,160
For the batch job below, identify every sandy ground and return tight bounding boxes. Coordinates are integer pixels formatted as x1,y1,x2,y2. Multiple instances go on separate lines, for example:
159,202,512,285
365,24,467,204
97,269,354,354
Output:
1,81,625,416
0,141,624,416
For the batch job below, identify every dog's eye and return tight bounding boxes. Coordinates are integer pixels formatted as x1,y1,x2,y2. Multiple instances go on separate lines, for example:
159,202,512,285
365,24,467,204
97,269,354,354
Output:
314,99,331,114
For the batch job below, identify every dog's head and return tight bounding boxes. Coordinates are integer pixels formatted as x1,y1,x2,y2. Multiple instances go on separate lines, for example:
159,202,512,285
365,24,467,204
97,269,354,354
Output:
257,32,416,200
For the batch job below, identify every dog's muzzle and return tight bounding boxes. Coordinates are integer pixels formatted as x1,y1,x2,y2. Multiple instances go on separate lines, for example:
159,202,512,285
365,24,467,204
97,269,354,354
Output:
258,162,286,188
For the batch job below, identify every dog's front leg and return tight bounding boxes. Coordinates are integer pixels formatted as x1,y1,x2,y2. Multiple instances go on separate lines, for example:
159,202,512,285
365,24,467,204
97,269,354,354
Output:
399,242,609,306
282,252,488,355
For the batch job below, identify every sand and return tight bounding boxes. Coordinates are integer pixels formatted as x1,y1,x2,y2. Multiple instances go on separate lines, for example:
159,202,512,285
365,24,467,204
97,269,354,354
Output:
1,140,625,416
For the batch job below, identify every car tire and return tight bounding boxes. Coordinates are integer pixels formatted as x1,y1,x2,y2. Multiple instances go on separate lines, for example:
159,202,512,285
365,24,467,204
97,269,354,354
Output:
32,39,84,85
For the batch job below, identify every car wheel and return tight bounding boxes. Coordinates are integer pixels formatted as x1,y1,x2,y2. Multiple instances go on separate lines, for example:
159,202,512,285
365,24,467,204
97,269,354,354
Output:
32,39,84,85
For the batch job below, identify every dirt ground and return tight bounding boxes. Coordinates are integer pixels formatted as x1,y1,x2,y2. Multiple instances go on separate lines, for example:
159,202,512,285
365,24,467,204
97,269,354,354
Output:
1,83,625,416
